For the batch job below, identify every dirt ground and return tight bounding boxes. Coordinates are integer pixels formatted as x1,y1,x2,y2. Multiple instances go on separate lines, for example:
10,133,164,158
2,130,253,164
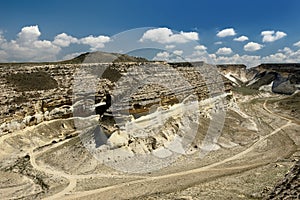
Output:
0,94,299,200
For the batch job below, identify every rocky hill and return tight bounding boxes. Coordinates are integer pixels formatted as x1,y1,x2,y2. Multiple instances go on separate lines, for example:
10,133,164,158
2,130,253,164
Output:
217,63,300,95
217,64,248,86
0,52,232,135
64,51,148,63
245,63,300,95
0,53,299,199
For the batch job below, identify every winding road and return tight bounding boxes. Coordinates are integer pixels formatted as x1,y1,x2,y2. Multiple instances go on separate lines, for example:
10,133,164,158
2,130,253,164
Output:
1,97,294,199
33,98,296,200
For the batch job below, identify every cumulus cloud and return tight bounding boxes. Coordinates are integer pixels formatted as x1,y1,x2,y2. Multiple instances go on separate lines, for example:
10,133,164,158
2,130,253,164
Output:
53,33,78,47
54,33,110,50
261,30,287,42
165,44,175,49
0,25,61,61
293,41,300,47
173,50,183,56
244,42,263,52
216,28,236,37
261,47,300,63
153,51,185,62
0,25,112,62
140,28,199,44
194,45,207,51
211,54,262,67
213,46,300,67
188,44,300,68
185,47,211,63
154,51,170,60
207,47,300,67
17,25,41,44
233,35,249,42
216,47,233,55
80,35,111,51
262,52,286,63
186,49,261,67
278,47,292,54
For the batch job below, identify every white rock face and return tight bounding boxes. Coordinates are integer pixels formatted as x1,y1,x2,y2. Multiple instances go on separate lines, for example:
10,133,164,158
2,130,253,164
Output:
108,131,129,148
259,81,273,92
241,118,258,132
152,147,173,158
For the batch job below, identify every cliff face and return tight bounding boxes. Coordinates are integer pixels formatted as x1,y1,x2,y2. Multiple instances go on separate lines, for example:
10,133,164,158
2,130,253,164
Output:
0,58,232,135
2,57,299,135
0,64,74,132
217,64,248,86
242,63,300,95
249,63,300,75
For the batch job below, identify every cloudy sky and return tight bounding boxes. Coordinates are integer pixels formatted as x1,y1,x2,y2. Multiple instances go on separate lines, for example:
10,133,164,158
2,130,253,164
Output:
0,0,300,67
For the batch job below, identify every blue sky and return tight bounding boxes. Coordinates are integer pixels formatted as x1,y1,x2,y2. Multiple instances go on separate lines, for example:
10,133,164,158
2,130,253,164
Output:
0,0,300,67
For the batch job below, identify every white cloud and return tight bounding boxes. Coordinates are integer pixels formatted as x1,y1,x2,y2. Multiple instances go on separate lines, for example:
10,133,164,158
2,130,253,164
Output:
194,45,207,51
216,28,236,37
54,33,111,50
209,47,300,67
80,35,111,50
244,42,263,52
53,33,78,47
278,47,292,54
216,47,233,55
154,51,170,60
186,50,261,67
140,28,199,44
213,54,261,67
153,51,185,62
214,41,223,45
262,52,286,63
293,41,300,47
233,35,249,42
262,47,300,63
193,50,208,56
187,43,300,68
17,25,41,45
173,50,183,56
165,44,175,49
0,25,61,61
212,49,300,67
0,25,113,62
261,30,287,42
185,48,211,63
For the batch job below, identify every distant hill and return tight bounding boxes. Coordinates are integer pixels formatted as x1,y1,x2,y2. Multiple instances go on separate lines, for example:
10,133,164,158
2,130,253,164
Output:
249,63,300,74
244,63,300,95
62,51,148,64
0,51,148,66
217,64,248,86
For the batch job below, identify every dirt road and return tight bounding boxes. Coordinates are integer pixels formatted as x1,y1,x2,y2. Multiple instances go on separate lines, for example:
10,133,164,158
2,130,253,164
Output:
44,98,296,200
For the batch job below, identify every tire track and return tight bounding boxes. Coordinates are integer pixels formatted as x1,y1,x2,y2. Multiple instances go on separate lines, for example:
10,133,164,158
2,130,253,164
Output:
59,98,296,200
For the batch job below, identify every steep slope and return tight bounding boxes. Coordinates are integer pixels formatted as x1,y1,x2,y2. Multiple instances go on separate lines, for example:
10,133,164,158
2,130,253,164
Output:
217,64,248,86
243,63,300,95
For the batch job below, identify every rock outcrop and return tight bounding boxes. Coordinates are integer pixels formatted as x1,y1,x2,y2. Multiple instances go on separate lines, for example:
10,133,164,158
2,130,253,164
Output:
217,64,248,85
245,63,300,95
266,160,300,199
0,53,233,135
